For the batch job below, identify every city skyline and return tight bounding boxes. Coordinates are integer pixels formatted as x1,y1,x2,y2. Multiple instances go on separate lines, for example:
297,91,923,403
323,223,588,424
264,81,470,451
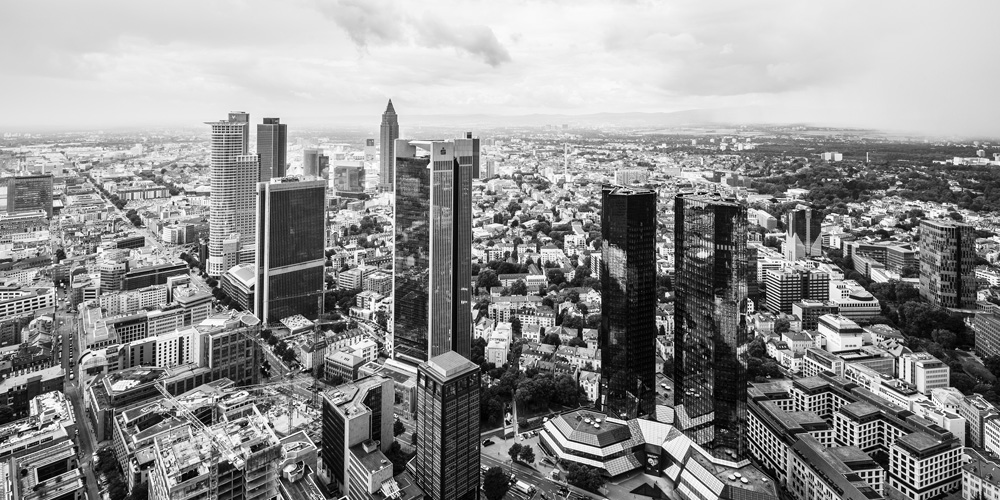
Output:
3,1,1000,136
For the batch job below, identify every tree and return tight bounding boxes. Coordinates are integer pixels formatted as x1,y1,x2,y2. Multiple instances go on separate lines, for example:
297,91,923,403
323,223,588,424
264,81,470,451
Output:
952,372,977,394
54,248,67,262
518,445,536,464
483,467,512,500
511,317,522,338
394,419,405,436
410,431,418,446
931,329,958,350
567,337,587,348
511,280,528,296
541,333,562,346
477,269,502,292
508,443,523,463
546,269,566,286
566,463,605,493
774,318,791,335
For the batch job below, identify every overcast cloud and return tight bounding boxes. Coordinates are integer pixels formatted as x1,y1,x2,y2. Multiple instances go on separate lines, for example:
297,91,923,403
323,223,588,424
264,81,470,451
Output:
1,0,998,135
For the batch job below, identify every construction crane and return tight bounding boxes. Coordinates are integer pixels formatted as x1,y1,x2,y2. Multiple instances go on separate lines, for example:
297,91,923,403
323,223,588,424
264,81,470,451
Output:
154,380,245,469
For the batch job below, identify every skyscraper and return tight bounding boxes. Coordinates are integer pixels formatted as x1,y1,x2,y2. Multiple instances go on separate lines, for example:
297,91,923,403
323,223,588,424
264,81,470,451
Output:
600,185,656,420
414,351,480,500
254,178,326,324
207,112,259,277
1,175,53,218
674,192,751,462
919,219,976,309
379,100,399,192
256,117,287,181
393,140,472,365
784,205,823,262
303,148,321,178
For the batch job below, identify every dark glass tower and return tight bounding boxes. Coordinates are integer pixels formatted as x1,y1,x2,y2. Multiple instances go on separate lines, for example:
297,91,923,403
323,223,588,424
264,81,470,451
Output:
379,100,399,192
919,219,976,308
673,192,750,461
599,185,657,420
414,351,480,500
393,140,472,365
5,175,53,218
254,179,327,323
784,205,823,261
256,117,287,181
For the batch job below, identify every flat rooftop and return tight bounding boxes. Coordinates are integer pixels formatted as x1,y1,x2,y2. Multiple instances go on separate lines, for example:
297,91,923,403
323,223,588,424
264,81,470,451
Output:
552,409,632,447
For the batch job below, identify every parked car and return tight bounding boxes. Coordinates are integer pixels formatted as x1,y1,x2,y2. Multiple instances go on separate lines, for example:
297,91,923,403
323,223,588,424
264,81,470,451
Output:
482,439,495,447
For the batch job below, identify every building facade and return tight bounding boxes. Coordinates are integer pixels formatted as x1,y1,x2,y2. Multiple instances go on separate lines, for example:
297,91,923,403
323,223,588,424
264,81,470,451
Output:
673,192,751,462
414,352,480,500
785,205,823,262
257,117,287,181
254,179,326,323
919,219,976,309
207,112,258,276
599,185,656,420
393,140,472,365
379,100,399,192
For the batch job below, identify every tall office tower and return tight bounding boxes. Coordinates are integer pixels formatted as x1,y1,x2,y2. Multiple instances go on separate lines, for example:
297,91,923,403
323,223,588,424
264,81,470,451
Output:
1,175,54,218
393,140,472,365
599,185,657,420
254,178,326,324
919,219,976,308
207,112,259,277
673,192,751,462
414,351,480,500
303,148,321,178
320,375,395,496
379,100,399,192
256,117,287,181
364,138,376,162
332,164,365,194
784,205,824,262
456,131,480,179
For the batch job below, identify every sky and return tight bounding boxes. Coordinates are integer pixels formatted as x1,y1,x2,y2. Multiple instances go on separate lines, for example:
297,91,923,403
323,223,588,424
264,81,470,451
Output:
2,0,999,136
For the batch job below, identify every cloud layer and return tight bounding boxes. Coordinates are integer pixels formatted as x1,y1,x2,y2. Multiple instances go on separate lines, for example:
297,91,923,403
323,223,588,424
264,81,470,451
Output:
1,0,999,136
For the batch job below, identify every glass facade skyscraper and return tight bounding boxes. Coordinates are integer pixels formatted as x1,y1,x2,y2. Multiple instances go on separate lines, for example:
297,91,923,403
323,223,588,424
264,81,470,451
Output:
784,205,823,262
393,140,472,365
254,179,326,323
600,185,657,420
2,175,54,218
256,117,287,181
919,219,976,308
673,192,751,462
414,351,480,500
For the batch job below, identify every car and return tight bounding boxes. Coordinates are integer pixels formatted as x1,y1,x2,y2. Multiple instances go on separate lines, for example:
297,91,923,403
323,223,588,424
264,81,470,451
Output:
482,439,495,447
481,464,490,473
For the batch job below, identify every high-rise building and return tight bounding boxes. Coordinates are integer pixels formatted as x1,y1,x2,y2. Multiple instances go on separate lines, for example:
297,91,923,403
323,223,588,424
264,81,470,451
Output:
784,205,823,262
364,138,376,162
379,100,399,192
320,375,394,496
332,164,365,194
673,192,751,462
599,185,656,420
414,351,480,500
207,112,259,277
1,174,54,218
256,117,287,181
303,148,321,178
456,131,480,179
764,266,829,314
919,219,976,309
254,178,326,324
393,139,472,365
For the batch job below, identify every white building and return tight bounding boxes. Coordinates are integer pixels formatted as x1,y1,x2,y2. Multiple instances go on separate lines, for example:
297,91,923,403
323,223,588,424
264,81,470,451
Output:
897,352,950,396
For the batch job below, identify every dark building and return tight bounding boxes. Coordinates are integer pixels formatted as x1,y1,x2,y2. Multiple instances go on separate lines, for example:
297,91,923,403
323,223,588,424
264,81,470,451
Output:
393,140,472,365
784,205,823,262
114,235,146,249
414,351,480,500
379,100,399,192
257,117,287,181
673,192,751,461
121,262,187,291
919,219,976,309
4,175,54,218
254,179,326,323
599,185,656,420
